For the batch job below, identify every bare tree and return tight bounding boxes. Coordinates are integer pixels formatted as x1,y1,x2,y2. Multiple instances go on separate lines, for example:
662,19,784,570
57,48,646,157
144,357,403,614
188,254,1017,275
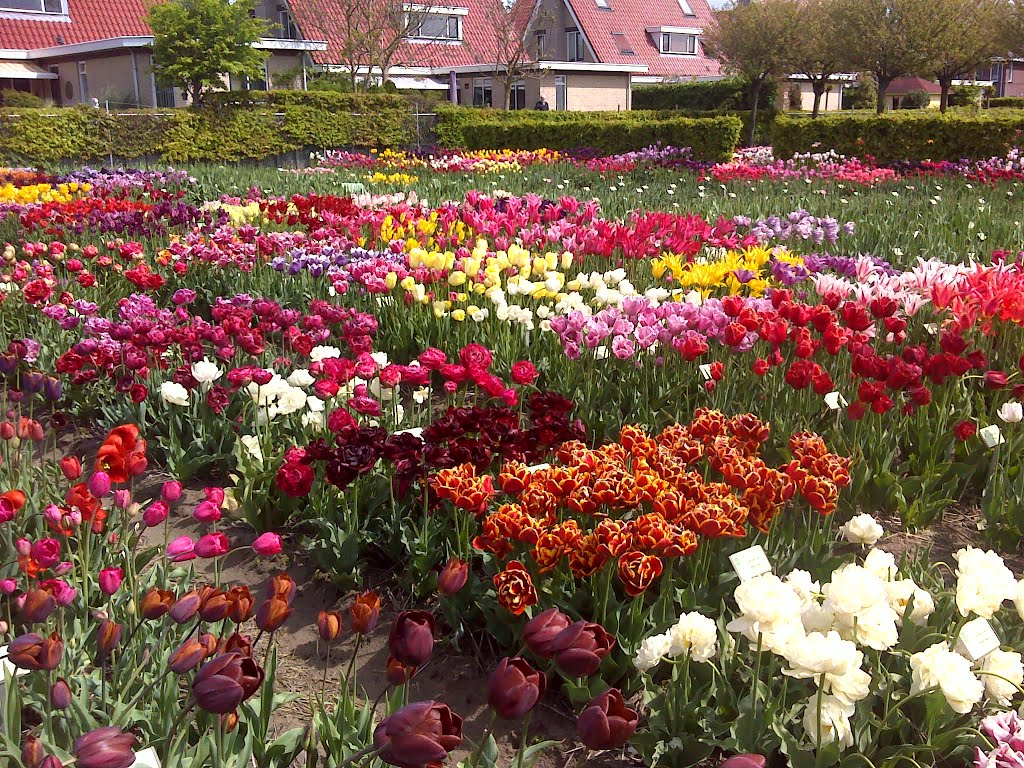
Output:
929,0,1011,112
833,0,952,113
788,0,845,117
473,0,551,109
704,0,802,144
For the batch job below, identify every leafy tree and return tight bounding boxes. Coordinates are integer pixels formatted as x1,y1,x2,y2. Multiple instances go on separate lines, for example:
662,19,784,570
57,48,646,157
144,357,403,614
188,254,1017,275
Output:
148,0,268,106
833,0,952,114
704,0,801,144
929,0,1011,112
788,0,845,117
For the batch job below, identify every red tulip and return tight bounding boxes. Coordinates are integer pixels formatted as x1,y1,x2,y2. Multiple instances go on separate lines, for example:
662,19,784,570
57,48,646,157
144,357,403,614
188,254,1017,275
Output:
488,657,546,720
388,611,435,667
577,688,638,750
59,456,82,480
74,726,136,768
523,607,572,658
437,557,469,596
192,652,264,714
373,700,463,767
550,621,616,678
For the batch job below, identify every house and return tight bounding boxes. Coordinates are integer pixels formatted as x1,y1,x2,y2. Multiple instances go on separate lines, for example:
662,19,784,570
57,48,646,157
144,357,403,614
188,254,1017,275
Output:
885,76,941,110
0,0,325,106
977,57,1024,99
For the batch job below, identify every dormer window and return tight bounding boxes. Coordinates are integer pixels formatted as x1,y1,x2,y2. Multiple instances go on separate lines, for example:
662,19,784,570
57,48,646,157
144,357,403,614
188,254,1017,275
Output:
0,0,65,15
648,26,699,55
405,4,468,41
678,0,694,15
566,29,584,61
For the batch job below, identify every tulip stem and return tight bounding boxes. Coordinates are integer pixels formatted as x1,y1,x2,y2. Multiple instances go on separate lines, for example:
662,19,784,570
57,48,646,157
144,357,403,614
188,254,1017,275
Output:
514,712,532,768
338,745,382,767
470,711,497,767
345,634,362,698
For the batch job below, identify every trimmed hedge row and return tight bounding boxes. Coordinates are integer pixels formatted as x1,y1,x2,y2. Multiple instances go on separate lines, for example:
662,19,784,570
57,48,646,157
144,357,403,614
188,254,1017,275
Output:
0,92,412,165
989,97,1024,109
632,78,775,111
434,108,743,161
772,111,1024,164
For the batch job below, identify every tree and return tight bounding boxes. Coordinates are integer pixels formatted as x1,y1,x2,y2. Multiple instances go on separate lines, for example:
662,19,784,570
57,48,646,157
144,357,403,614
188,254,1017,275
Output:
788,0,845,117
148,0,268,106
704,0,801,145
832,0,952,114
474,0,551,109
929,0,1011,112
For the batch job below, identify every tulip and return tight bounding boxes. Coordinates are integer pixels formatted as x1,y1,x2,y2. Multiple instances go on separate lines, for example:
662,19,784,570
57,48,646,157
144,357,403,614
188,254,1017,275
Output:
87,471,111,498
8,631,63,671
488,657,546,720
161,480,183,502
169,590,202,624
437,557,469,596
550,621,616,678
140,587,175,620
0,578,16,594
22,735,43,768
252,532,283,556
193,500,222,523
386,655,415,686
73,726,137,768
166,535,196,562
984,370,1009,389
30,538,61,568
266,573,297,603
50,678,72,709
143,501,169,528
20,587,56,622
39,757,62,768
317,610,343,643
59,456,82,480
195,532,230,558
112,489,131,509
98,567,123,596
389,611,435,668
54,561,73,576
96,620,122,659
350,590,381,634
256,596,292,632
199,587,233,622
192,652,264,714
169,638,208,674
218,632,251,657
577,688,638,750
227,586,255,623
720,755,768,768
373,700,463,768
15,537,30,557
523,607,573,658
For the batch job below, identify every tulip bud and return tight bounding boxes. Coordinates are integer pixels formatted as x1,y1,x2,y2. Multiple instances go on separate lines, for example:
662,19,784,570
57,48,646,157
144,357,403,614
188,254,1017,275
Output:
317,610,343,643
437,558,469,596
50,678,72,709
15,537,30,557
488,657,546,720
388,611,435,668
143,500,169,528
74,726,136,768
112,489,131,509
161,480,183,502
40,757,63,768
140,587,175,620
386,655,414,686
87,472,111,498
0,421,14,440
350,590,381,634
169,590,202,624
59,456,82,480
96,620,122,659
193,500,222,523
22,735,43,768
577,688,638,750
251,532,282,556
98,567,123,596
0,578,16,595
54,561,73,576
169,638,207,674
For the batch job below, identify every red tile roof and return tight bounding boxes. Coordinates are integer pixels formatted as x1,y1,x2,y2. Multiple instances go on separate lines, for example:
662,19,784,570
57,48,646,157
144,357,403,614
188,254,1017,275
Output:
0,0,151,51
562,0,720,78
288,0,507,68
888,76,941,95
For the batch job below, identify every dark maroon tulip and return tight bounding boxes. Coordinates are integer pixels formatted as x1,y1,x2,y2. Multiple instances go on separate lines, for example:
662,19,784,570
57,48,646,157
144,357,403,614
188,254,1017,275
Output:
386,655,415,687
550,621,616,678
169,590,202,624
720,756,767,768
192,652,264,714
21,588,56,623
523,607,572,658
388,611,435,668
74,726,137,768
50,678,72,709
96,620,122,659
488,657,546,720
8,631,63,671
39,758,62,768
437,558,469,596
219,632,253,658
22,735,43,768
373,700,463,768
577,688,638,751
169,638,208,674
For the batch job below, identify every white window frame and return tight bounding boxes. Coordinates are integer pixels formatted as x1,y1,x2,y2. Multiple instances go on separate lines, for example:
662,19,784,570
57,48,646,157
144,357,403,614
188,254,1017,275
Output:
555,73,567,110
678,0,694,15
566,29,584,62
407,11,463,41
659,31,697,55
0,0,65,15
535,29,547,56
472,76,492,107
594,0,610,8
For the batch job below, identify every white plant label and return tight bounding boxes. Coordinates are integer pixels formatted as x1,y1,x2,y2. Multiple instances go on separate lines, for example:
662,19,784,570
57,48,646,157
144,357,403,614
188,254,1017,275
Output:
0,644,29,717
130,748,162,768
393,427,423,438
729,545,772,582
698,363,713,381
526,463,550,472
956,618,1000,662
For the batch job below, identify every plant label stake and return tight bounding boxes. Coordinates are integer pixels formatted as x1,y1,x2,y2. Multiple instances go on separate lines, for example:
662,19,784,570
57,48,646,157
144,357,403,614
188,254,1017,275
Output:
130,748,162,768
955,618,1000,662
698,364,714,381
729,545,772,582
0,645,30,718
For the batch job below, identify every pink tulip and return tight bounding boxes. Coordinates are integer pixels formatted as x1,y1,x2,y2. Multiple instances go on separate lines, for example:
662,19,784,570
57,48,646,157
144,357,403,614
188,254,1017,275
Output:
720,756,767,768
31,539,61,569
0,578,17,594
44,579,77,606
166,536,196,562
195,532,230,558
251,533,282,556
54,562,73,576
161,480,183,503
98,567,123,596
87,471,111,498
15,537,30,557
44,504,63,525
193,500,222,523
112,489,131,509
204,487,225,506
143,501,169,528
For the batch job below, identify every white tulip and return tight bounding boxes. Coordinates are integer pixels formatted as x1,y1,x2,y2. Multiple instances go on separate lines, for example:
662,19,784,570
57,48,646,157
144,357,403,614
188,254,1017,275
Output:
998,401,1023,423
160,381,189,406
840,514,884,546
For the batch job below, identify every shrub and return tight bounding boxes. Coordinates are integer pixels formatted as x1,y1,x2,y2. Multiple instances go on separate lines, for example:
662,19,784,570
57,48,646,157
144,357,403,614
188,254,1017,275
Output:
0,89,44,108
632,77,775,111
899,89,933,110
434,108,742,161
842,72,877,110
772,111,1024,163
989,96,1024,109
949,84,982,108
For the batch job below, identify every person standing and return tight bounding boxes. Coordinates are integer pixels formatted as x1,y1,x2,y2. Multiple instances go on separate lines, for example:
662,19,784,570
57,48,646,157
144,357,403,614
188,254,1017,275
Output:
534,95,550,110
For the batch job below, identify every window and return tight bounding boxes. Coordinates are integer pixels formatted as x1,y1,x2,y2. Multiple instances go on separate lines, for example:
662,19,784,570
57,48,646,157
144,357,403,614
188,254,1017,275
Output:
1009,62,1014,83
660,31,696,55
0,0,64,14
77,62,89,103
277,6,300,39
156,85,176,108
535,30,547,57
611,31,634,55
410,12,462,40
566,29,584,61
555,74,567,110
678,0,694,15
510,81,526,110
472,77,492,107
594,0,610,8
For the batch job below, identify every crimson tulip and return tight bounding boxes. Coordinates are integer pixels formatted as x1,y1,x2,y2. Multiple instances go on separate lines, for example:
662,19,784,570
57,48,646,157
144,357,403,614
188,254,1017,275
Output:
550,620,615,678
192,652,264,714
388,611,434,667
373,700,463,768
50,678,72,709
488,657,545,720
577,688,638,750
437,557,469,596
523,607,572,658
73,726,136,768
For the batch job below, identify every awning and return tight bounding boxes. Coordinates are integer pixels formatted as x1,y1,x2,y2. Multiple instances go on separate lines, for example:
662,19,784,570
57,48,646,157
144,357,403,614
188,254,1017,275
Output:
0,61,57,80
388,75,449,91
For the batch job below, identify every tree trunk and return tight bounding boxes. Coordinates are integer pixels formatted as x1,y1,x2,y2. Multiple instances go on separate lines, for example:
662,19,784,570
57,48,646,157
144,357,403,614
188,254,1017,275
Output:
939,78,952,113
748,78,761,146
503,80,512,110
191,79,203,107
812,80,826,118
876,77,890,114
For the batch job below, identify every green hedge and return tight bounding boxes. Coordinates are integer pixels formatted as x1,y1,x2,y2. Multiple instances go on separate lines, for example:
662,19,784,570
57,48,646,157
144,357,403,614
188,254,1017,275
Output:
0,91,412,165
989,97,1024,109
435,108,742,161
772,111,1024,163
632,78,775,111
